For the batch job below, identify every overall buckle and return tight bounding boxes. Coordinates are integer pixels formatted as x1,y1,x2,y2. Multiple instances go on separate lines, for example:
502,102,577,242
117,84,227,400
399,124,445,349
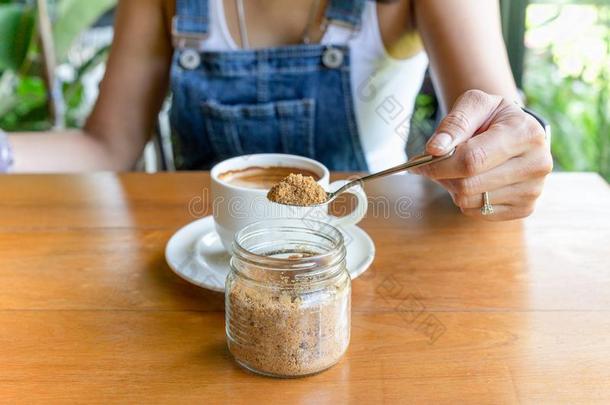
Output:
171,16,209,49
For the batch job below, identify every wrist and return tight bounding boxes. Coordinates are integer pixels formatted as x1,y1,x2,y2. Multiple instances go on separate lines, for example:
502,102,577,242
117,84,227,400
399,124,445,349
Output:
522,107,552,144
0,129,15,173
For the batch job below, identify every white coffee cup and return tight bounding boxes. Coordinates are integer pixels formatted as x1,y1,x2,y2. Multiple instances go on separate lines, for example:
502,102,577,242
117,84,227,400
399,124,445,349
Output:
210,154,368,251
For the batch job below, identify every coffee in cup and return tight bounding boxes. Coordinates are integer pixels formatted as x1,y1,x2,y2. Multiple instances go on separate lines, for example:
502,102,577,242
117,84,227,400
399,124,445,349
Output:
210,154,368,251
218,166,321,189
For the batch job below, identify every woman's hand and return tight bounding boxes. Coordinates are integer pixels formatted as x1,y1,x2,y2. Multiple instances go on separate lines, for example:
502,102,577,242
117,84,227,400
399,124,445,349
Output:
411,89,553,221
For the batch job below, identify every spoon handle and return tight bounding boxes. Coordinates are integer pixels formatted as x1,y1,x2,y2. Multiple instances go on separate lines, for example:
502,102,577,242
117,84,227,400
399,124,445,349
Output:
332,148,456,196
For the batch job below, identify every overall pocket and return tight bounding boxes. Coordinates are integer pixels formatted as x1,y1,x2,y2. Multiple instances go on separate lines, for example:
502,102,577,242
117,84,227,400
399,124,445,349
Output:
202,98,316,160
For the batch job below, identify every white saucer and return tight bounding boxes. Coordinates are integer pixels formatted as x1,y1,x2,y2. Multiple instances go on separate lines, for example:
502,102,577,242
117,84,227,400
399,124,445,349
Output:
165,216,375,292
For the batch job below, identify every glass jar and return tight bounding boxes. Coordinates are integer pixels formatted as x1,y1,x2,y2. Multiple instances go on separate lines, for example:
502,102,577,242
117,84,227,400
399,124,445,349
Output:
225,218,351,378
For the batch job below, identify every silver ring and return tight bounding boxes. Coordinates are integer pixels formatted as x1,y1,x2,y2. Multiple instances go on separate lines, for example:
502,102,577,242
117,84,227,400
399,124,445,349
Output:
480,192,494,216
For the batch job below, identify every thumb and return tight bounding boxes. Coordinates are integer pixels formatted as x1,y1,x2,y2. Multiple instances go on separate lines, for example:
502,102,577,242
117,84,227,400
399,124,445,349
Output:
426,89,503,155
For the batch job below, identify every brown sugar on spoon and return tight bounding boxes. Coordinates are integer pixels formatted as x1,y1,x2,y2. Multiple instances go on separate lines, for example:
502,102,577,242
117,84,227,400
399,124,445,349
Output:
267,173,328,206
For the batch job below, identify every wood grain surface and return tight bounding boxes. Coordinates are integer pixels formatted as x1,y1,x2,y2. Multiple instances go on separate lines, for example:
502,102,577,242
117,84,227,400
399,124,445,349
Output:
0,172,609,404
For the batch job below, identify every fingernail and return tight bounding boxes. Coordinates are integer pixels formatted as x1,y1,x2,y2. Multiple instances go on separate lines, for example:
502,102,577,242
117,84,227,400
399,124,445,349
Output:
428,132,453,152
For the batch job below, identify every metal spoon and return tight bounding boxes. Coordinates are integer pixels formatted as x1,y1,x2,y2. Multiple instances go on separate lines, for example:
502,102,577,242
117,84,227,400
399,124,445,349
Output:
275,148,457,207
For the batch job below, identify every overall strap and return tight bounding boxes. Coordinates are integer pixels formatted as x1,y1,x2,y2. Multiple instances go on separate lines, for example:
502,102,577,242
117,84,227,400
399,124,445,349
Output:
173,0,210,46
324,0,367,29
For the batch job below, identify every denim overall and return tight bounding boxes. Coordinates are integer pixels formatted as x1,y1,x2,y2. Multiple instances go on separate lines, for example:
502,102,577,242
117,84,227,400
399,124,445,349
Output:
169,0,369,171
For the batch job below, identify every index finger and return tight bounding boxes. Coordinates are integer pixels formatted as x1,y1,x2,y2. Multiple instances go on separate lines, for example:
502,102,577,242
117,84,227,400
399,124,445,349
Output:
414,125,524,180
426,89,502,156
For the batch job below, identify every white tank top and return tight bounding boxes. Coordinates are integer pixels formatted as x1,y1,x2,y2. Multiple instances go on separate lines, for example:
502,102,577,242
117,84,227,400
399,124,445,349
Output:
202,0,429,171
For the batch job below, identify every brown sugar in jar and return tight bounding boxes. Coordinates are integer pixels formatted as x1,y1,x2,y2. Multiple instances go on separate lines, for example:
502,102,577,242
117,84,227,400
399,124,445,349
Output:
225,219,351,377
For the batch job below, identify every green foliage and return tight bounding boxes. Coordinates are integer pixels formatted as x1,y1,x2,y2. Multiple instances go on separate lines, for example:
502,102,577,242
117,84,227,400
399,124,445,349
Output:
524,4,610,181
53,0,116,61
0,3,35,70
0,74,48,130
408,93,437,153
0,0,116,131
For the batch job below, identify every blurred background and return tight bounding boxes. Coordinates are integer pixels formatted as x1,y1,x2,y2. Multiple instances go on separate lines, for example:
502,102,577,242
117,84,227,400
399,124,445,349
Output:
0,0,608,179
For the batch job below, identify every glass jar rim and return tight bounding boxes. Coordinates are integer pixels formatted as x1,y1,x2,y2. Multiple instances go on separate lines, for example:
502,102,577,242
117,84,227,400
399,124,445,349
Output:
232,218,346,272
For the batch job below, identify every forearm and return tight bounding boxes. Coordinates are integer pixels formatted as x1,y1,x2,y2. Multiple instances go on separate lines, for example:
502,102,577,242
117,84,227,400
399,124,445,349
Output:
415,0,521,111
9,130,128,172
6,0,172,174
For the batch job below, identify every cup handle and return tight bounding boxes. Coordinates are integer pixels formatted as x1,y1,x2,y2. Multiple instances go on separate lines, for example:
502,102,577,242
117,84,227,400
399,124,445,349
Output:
326,179,368,227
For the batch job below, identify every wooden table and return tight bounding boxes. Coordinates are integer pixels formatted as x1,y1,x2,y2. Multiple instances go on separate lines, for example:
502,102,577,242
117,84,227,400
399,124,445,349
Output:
1,172,609,403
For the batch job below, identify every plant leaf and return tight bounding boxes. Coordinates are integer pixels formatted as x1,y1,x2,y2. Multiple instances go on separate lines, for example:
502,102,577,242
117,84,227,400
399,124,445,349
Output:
0,4,35,71
53,0,116,62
